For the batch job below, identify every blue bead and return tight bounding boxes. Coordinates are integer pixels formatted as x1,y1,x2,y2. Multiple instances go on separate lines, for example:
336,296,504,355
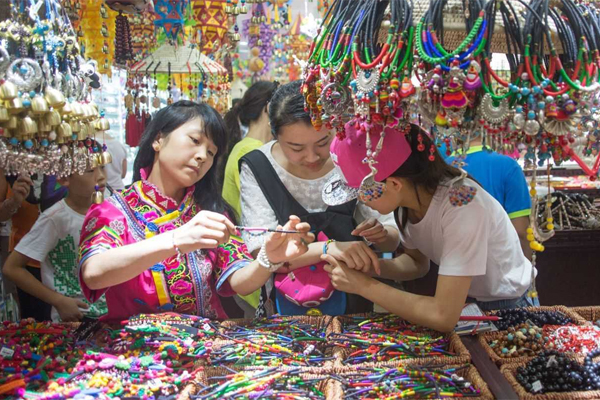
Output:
9,138,18,146
71,134,77,140
24,140,33,149
29,91,36,98
310,265,317,271
22,99,31,107
538,102,546,109
521,87,530,96
528,111,536,120
41,139,49,147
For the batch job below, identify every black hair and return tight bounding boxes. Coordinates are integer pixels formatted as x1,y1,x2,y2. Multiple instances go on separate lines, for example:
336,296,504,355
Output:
268,80,312,138
223,81,279,153
133,100,235,220
390,124,462,232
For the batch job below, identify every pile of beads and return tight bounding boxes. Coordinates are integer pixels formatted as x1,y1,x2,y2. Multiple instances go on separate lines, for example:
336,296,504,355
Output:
194,367,325,399
545,325,600,355
340,364,481,398
102,312,219,366
30,351,195,400
583,349,600,390
489,323,548,358
0,319,91,396
517,350,590,393
212,317,333,367
332,315,454,364
493,309,573,330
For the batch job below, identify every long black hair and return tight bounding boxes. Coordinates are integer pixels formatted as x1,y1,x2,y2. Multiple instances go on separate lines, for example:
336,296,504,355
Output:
223,81,279,151
133,100,235,219
390,124,462,231
268,80,312,138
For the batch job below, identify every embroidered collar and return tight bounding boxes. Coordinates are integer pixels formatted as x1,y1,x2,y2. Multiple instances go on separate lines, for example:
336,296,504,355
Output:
138,179,196,213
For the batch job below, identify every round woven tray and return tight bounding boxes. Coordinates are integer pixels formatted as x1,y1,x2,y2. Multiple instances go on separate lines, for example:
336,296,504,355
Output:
480,306,588,366
501,359,600,400
329,363,494,400
570,306,600,325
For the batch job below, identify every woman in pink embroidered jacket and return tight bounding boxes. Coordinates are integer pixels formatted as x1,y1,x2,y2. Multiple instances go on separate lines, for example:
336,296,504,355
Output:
78,101,312,322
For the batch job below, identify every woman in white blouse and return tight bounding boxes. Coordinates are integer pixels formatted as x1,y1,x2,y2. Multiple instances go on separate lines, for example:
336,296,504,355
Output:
239,80,400,316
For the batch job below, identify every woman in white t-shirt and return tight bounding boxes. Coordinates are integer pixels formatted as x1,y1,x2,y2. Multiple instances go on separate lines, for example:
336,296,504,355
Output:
239,81,401,316
322,121,534,332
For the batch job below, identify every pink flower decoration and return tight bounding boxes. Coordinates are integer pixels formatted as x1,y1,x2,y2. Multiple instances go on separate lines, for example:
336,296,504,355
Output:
159,222,177,233
143,210,160,221
170,280,192,295
163,256,181,271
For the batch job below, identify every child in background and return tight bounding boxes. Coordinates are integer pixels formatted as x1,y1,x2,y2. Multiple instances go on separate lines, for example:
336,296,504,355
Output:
3,143,109,322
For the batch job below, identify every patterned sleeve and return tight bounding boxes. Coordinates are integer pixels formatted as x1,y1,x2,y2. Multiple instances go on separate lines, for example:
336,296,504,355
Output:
78,200,130,303
214,234,253,297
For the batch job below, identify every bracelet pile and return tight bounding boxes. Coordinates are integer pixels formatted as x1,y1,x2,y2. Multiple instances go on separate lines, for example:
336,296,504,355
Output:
332,315,455,365
212,317,333,367
193,367,326,399
339,364,481,399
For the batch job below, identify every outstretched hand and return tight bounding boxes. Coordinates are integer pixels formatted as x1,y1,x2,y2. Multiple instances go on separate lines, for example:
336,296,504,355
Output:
265,215,314,264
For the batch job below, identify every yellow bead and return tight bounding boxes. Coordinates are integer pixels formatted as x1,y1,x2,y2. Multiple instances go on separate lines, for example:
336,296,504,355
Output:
527,227,533,234
547,217,554,223
529,241,538,250
539,245,545,252
529,189,537,196
547,224,554,230
527,234,535,241
530,291,538,298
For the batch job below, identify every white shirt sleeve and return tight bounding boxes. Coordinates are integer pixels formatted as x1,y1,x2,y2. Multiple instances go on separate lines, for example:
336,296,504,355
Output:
239,161,278,254
438,200,489,277
15,213,59,262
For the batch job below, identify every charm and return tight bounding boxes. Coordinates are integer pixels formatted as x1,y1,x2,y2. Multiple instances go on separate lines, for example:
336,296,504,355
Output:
447,169,477,207
356,68,380,93
6,58,43,93
463,61,482,91
320,82,352,117
524,119,540,136
358,165,387,203
479,94,509,124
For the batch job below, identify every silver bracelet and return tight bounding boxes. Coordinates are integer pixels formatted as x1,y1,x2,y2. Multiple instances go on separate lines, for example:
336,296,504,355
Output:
172,231,185,262
257,243,284,272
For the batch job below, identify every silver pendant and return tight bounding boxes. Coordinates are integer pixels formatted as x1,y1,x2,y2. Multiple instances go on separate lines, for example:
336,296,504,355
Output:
357,68,380,93
524,119,540,136
320,82,352,117
479,93,509,124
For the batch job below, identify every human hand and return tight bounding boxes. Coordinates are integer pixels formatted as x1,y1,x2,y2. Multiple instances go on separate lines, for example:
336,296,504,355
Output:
173,210,236,253
265,215,314,264
351,218,389,244
56,297,88,322
322,254,372,295
11,175,33,204
327,241,380,275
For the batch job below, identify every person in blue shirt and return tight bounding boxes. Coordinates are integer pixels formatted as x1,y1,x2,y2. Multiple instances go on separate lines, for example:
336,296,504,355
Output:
446,138,532,260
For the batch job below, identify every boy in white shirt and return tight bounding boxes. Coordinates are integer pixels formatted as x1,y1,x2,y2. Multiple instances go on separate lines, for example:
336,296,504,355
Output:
3,149,109,322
